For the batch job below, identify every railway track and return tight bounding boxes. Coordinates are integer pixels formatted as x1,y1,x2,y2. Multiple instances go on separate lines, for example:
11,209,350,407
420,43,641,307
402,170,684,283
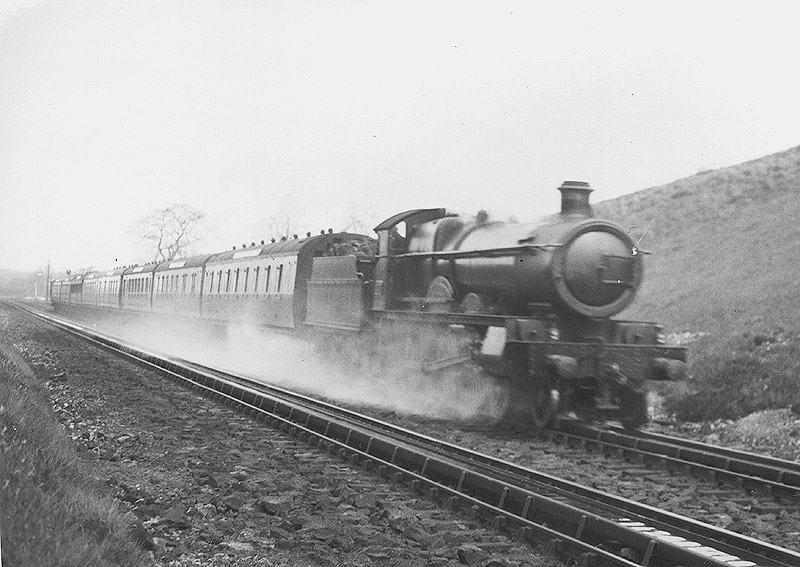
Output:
547,422,800,503
11,301,800,567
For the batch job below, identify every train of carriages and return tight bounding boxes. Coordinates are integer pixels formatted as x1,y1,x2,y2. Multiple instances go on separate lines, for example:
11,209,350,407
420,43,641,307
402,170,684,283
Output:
51,181,687,429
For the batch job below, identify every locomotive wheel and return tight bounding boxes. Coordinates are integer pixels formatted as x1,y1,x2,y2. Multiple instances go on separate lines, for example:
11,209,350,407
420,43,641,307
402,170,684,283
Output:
620,389,648,430
530,377,558,429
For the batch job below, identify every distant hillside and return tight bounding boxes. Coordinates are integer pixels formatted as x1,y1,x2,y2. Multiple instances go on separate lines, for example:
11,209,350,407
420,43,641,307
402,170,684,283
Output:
594,145,800,420
0,269,36,298
596,144,800,336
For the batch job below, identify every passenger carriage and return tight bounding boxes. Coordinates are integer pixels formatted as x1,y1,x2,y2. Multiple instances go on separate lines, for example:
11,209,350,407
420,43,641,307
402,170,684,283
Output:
97,268,126,309
120,264,157,312
151,255,213,318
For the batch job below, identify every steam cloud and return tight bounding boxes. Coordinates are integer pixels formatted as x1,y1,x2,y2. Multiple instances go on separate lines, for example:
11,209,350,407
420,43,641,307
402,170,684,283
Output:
73,311,508,422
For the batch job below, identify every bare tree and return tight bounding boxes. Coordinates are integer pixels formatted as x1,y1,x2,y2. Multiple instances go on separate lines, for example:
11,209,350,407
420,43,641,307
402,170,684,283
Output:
267,211,298,241
251,208,301,243
130,204,209,262
343,210,378,235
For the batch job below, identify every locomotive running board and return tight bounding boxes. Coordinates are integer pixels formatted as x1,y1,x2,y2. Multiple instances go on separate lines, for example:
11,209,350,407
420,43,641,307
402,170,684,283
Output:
371,309,510,327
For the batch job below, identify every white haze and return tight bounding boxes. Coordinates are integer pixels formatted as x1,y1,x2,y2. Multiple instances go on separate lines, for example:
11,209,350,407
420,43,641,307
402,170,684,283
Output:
2,2,800,272
82,314,508,422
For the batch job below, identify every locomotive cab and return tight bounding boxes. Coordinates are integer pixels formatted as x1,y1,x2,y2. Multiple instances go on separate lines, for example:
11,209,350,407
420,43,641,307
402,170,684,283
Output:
371,208,449,310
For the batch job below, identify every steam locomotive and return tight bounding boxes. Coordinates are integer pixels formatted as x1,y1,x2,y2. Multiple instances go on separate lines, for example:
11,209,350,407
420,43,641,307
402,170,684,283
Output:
51,181,687,429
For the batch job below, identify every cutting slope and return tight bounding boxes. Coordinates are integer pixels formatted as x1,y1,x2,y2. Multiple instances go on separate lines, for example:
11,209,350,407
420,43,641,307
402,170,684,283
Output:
594,145,800,420
596,145,800,336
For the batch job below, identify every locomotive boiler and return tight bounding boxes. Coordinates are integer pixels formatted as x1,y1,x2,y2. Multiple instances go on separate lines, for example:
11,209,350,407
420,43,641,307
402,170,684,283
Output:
375,181,639,318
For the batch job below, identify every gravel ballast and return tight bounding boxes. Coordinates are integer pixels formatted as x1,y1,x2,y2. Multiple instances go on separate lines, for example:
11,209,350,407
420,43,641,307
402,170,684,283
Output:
0,303,554,567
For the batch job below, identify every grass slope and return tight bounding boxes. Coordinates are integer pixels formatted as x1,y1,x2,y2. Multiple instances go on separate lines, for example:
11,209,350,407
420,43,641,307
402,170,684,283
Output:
0,352,149,566
594,144,800,420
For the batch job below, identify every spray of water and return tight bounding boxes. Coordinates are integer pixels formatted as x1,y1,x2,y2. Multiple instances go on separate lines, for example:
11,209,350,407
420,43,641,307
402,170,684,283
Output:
76,311,508,422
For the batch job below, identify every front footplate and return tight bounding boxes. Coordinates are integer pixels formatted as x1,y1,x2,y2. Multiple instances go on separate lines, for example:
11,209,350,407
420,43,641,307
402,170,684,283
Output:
530,342,688,384
529,342,687,426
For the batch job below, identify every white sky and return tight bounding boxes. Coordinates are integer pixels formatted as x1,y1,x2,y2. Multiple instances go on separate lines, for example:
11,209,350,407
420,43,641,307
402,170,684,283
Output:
1,1,798,272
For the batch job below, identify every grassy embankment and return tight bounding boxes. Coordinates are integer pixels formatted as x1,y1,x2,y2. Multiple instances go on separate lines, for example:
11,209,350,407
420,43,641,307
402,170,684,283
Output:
0,349,149,567
595,144,800,421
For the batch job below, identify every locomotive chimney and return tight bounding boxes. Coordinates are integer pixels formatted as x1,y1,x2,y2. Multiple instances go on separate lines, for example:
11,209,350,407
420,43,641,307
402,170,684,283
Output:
558,180,593,216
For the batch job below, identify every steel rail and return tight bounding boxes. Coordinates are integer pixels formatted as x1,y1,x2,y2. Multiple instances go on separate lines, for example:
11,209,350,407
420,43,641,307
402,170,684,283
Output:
550,421,800,501
11,302,800,567
607,424,800,476
179,359,800,567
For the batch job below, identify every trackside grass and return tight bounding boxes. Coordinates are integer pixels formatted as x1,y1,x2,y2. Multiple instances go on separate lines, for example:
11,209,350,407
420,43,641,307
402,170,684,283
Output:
661,329,800,421
0,354,149,567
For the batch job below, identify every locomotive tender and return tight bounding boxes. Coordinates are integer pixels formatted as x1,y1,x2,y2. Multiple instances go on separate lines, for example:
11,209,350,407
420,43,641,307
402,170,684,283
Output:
51,181,686,429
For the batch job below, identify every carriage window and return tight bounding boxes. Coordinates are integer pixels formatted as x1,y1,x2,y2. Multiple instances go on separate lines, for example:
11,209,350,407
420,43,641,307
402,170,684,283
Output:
209,272,214,293
226,270,231,293
277,264,284,292
191,273,196,294
217,271,222,293
243,268,249,293
234,269,240,292
182,274,187,294
253,267,259,293
265,266,271,293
